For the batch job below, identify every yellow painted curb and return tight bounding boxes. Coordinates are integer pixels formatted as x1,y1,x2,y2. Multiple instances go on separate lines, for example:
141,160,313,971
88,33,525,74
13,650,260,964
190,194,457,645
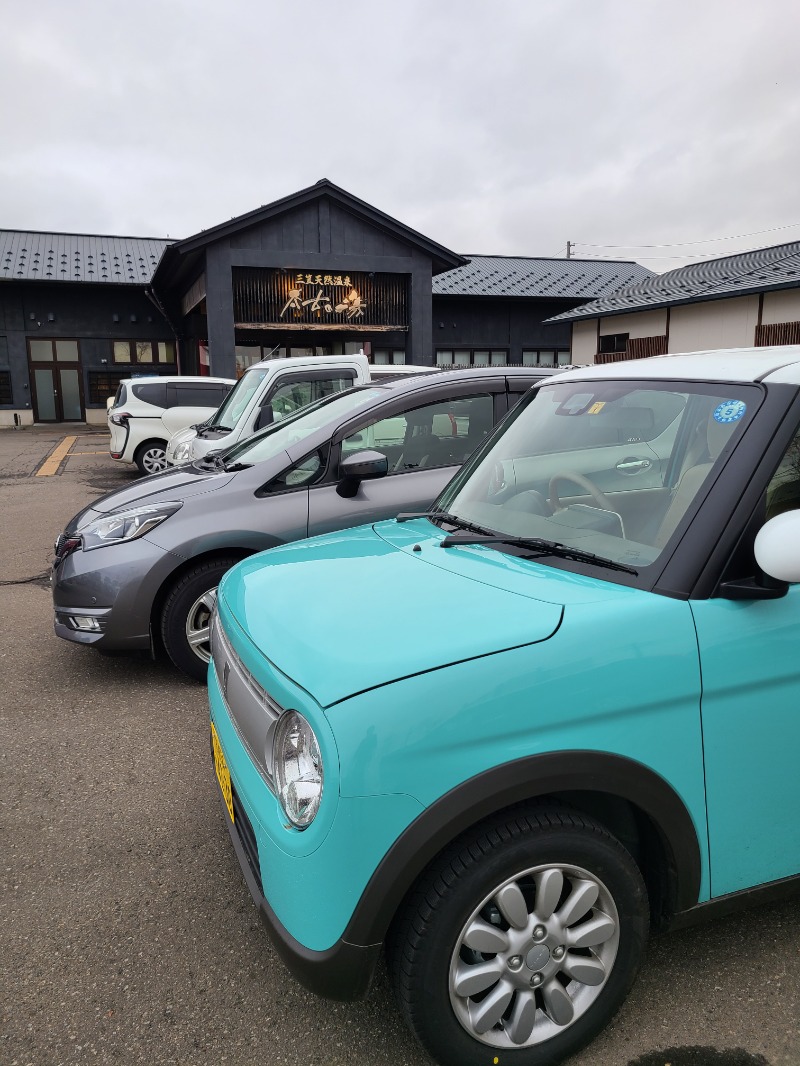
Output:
36,435,78,477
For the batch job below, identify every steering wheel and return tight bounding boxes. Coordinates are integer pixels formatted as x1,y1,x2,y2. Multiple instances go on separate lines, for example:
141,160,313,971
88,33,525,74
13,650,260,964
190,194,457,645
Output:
548,471,614,513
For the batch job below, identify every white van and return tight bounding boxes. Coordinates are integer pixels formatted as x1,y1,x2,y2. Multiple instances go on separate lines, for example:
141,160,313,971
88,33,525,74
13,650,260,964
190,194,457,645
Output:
108,375,235,475
165,355,436,466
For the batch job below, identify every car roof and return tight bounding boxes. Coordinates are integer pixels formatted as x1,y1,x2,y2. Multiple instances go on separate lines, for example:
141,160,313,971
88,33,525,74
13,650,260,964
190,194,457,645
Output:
372,364,561,396
552,346,800,386
122,375,235,385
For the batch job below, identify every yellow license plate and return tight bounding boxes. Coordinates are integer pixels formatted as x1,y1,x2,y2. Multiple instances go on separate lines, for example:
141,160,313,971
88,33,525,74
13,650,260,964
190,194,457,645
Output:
211,722,234,823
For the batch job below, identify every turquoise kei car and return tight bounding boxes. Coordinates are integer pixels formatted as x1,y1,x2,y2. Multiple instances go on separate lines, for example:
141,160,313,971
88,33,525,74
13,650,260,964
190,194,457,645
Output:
208,347,800,1066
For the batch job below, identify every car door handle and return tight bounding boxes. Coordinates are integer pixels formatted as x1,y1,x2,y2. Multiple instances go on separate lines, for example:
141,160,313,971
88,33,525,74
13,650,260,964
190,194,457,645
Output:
615,457,651,472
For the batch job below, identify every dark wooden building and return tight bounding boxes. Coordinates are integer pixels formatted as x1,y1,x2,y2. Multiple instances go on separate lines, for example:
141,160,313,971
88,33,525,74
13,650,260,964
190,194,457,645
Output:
0,180,650,425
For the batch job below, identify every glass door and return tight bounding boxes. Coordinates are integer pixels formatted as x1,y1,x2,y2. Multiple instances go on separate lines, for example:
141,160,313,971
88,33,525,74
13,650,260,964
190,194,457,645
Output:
28,339,84,422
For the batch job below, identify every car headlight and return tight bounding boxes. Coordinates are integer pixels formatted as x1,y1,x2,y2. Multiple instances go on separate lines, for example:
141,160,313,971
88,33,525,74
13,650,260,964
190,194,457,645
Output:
172,440,193,463
273,711,324,828
80,502,183,550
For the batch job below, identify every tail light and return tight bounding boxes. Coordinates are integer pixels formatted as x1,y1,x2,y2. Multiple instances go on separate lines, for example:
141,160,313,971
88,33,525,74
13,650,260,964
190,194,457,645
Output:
110,412,130,426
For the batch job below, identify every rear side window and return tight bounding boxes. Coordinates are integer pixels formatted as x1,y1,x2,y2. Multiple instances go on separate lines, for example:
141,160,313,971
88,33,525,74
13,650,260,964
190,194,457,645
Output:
174,384,229,407
131,382,168,408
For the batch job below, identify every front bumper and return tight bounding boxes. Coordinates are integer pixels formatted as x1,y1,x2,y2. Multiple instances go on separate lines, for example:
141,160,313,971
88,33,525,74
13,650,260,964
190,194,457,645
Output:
52,535,179,651
212,760,382,1001
208,638,425,1001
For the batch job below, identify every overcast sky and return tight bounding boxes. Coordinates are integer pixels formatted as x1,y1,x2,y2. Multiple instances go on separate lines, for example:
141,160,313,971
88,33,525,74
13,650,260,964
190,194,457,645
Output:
2,0,799,271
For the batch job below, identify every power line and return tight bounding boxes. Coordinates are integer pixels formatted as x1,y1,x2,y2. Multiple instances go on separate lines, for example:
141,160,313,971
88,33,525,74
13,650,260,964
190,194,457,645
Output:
585,250,738,262
573,220,800,251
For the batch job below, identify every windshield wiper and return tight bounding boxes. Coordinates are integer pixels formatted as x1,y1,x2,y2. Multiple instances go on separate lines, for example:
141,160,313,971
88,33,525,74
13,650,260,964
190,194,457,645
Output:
198,452,227,471
199,424,233,437
396,510,495,536
439,533,638,575
223,462,252,472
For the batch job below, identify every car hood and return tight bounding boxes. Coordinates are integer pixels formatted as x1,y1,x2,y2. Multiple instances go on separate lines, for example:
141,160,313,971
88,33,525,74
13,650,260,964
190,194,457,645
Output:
67,464,237,530
217,518,631,708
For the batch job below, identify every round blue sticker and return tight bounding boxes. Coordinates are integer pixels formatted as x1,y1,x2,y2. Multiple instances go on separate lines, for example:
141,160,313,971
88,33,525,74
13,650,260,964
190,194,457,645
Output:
713,400,746,424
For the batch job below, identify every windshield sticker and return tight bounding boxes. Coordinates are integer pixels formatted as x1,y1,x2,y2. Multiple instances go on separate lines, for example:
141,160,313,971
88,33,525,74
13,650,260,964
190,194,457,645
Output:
587,401,606,414
558,392,596,415
713,400,747,424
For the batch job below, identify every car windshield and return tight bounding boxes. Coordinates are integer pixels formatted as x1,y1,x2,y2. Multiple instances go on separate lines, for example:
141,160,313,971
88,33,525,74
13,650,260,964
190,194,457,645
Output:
221,387,386,466
205,367,271,429
433,378,760,570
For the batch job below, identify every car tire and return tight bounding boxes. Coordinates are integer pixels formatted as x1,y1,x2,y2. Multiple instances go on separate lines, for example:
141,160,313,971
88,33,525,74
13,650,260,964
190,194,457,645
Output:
160,557,240,681
387,805,649,1066
134,440,168,476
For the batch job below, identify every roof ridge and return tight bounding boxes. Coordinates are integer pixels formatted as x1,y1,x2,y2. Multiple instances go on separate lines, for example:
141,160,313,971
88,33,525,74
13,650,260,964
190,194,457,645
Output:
0,228,173,242
460,253,643,265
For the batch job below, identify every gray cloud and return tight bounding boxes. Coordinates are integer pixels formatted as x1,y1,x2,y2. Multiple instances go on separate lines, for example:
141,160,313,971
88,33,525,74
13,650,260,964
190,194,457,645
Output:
2,0,799,269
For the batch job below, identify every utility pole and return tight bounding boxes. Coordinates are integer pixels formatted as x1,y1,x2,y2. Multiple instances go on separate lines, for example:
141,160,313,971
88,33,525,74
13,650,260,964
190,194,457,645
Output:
566,240,572,259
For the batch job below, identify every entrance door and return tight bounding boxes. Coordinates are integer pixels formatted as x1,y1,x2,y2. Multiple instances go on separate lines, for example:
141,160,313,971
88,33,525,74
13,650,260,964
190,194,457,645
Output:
28,339,84,422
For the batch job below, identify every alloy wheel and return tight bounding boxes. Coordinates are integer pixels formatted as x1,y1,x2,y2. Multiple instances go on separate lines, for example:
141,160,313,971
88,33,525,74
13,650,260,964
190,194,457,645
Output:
448,862,620,1048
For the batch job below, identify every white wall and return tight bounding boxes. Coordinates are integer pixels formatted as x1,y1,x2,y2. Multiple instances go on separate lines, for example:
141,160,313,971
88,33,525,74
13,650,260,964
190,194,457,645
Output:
0,410,34,427
668,296,759,353
762,288,800,325
571,319,597,363
599,309,668,339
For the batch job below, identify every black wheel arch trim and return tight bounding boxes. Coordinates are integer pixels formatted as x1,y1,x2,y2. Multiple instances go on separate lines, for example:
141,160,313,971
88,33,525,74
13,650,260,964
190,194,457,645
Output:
341,750,702,948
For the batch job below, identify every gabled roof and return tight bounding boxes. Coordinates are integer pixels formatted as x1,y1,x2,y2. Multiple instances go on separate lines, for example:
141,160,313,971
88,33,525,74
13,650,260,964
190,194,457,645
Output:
153,179,466,290
0,230,171,284
433,254,652,300
546,240,800,323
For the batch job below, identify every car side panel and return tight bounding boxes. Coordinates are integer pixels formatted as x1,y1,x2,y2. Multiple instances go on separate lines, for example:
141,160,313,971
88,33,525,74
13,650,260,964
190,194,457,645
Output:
213,591,708,951
692,586,800,895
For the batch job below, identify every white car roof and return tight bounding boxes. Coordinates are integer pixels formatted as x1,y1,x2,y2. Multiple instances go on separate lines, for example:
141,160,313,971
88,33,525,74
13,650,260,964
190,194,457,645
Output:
553,346,800,386
122,374,235,385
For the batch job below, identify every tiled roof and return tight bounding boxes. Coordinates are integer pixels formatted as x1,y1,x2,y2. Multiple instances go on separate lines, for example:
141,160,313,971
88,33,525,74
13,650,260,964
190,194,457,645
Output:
546,240,800,322
433,255,653,300
0,230,171,284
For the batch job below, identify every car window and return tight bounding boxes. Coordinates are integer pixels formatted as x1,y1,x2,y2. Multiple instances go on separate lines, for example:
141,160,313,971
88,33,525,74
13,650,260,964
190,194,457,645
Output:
175,384,228,407
766,423,800,521
226,387,385,466
263,451,325,493
341,394,494,473
209,367,271,428
131,382,168,408
265,374,356,422
436,381,760,570
518,388,686,453
210,384,233,405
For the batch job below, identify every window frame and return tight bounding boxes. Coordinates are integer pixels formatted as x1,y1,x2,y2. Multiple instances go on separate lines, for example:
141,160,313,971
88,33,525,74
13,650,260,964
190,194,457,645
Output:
598,333,629,356
326,380,507,484
112,339,176,366
436,348,509,368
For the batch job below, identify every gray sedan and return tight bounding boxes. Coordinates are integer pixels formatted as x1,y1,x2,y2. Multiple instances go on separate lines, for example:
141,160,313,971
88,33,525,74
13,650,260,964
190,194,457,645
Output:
52,367,553,679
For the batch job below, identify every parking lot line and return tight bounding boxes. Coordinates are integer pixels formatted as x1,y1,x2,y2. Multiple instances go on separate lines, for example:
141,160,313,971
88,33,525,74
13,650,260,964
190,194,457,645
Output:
36,435,78,476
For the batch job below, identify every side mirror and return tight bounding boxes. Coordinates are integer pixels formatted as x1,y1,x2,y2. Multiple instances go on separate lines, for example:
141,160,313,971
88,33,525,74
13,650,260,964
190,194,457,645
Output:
755,510,800,583
254,406,274,432
337,450,388,497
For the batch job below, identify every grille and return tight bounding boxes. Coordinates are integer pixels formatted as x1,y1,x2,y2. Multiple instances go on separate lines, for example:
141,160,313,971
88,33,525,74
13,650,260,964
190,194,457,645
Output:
211,610,283,791
231,784,263,897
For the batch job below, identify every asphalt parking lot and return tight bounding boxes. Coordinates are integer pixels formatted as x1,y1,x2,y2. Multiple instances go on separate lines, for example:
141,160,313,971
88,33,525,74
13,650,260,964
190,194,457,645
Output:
1,425,798,1066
